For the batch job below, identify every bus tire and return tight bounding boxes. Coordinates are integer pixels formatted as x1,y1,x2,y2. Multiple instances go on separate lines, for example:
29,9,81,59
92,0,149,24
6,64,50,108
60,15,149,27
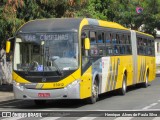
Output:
34,100,46,106
143,72,149,88
87,80,99,104
119,74,127,95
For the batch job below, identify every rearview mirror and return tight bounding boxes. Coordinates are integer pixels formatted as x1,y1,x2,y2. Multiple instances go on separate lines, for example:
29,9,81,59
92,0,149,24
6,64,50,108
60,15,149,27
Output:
6,41,11,53
84,38,90,50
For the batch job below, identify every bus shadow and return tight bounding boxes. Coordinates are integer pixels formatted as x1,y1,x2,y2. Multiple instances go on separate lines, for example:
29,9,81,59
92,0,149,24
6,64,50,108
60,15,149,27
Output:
98,83,149,101
0,99,88,109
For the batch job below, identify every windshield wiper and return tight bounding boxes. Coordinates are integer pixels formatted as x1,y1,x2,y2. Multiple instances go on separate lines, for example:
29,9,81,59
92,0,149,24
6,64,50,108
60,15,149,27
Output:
52,60,63,76
45,46,63,76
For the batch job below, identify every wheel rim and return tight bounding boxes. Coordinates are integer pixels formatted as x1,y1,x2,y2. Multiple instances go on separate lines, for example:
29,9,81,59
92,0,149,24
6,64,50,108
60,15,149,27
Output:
123,80,126,92
145,74,148,86
92,83,98,98
123,76,126,93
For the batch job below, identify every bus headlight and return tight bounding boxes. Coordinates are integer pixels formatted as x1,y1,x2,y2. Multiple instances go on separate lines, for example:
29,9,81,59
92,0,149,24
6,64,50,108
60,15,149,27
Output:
66,80,80,89
13,80,24,90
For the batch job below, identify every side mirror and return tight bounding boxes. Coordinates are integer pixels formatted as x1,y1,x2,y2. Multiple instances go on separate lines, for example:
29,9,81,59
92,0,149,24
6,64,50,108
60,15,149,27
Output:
6,41,11,53
84,38,90,50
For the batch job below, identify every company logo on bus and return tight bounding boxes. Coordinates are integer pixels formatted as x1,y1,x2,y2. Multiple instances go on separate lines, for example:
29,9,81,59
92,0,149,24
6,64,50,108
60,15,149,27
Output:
42,77,46,82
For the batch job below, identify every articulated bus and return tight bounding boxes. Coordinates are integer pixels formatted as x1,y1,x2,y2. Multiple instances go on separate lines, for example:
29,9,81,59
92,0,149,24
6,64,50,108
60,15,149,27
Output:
6,18,155,105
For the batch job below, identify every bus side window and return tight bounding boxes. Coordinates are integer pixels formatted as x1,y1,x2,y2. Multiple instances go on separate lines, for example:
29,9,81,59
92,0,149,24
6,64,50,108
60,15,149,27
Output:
114,46,119,54
106,46,113,55
112,34,116,44
90,31,96,44
106,33,111,44
124,35,128,44
112,33,119,54
97,32,104,43
97,32,105,56
127,35,131,44
81,31,88,56
89,31,98,56
81,30,90,68
126,45,132,54
120,45,125,54
116,34,120,44
105,32,112,55
120,34,124,44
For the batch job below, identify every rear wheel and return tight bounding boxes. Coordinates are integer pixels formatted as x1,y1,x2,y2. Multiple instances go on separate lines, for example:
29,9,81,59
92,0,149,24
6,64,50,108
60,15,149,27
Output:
119,74,127,95
87,80,99,104
34,100,47,106
143,72,149,88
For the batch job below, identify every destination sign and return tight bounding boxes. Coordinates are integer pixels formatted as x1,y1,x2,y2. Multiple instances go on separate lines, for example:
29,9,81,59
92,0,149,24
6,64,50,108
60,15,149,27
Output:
20,33,70,42
40,34,69,41
24,34,36,42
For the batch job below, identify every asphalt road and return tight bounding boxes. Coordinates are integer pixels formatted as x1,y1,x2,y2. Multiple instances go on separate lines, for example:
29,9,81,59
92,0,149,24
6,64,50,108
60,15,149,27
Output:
0,77,160,120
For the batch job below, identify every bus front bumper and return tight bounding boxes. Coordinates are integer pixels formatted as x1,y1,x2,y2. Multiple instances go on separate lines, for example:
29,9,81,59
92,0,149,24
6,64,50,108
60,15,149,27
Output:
13,80,80,100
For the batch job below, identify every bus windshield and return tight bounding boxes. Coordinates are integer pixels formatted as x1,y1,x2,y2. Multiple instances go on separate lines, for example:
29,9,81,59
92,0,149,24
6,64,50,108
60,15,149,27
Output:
14,32,78,72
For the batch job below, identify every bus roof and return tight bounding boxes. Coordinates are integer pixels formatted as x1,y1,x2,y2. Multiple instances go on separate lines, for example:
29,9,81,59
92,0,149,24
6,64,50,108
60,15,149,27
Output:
16,18,153,38
135,30,154,38
17,18,83,33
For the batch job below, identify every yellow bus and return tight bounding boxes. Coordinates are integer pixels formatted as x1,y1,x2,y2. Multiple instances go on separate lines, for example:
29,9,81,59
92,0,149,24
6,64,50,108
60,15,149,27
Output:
6,18,155,105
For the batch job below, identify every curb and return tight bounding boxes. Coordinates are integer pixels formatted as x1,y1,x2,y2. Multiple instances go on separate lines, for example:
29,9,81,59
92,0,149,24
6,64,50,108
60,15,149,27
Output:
0,96,14,103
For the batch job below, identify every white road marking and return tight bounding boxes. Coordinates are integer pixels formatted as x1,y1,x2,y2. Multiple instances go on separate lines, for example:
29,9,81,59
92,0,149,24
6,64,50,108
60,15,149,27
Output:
152,117,160,120
77,114,102,120
142,103,158,110
77,117,98,120
114,117,133,120
40,117,61,120
1,117,22,120
143,109,160,110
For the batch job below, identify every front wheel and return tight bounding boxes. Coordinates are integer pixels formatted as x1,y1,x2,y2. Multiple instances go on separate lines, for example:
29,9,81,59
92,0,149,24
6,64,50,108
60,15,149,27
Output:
87,80,99,104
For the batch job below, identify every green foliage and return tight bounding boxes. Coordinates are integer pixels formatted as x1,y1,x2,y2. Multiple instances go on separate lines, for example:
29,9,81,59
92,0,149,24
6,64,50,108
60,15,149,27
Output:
76,0,104,19
76,0,160,36
1,0,160,45
0,0,67,45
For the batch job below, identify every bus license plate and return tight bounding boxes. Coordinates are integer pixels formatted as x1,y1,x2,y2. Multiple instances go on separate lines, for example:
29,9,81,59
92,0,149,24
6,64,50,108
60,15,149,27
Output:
38,93,50,98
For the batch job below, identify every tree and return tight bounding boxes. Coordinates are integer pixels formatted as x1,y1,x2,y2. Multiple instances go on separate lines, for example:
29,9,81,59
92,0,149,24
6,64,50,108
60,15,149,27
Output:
0,0,24,45
76,0,160,36
0,0,67,44
1,0,160,45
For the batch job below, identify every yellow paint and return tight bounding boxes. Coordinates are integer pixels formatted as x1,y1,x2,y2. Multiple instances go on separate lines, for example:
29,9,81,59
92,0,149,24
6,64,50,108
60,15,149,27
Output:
84,38,90,50
80,67,92,99
13,68,81,89
136,30,154,38
98,20,128,30
13,72,30,83
146,56,156,82
79,18,92,99
137,56,155,84
104,56,133,91
114,56,133,89
6,41,11,53
36,83,44,89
